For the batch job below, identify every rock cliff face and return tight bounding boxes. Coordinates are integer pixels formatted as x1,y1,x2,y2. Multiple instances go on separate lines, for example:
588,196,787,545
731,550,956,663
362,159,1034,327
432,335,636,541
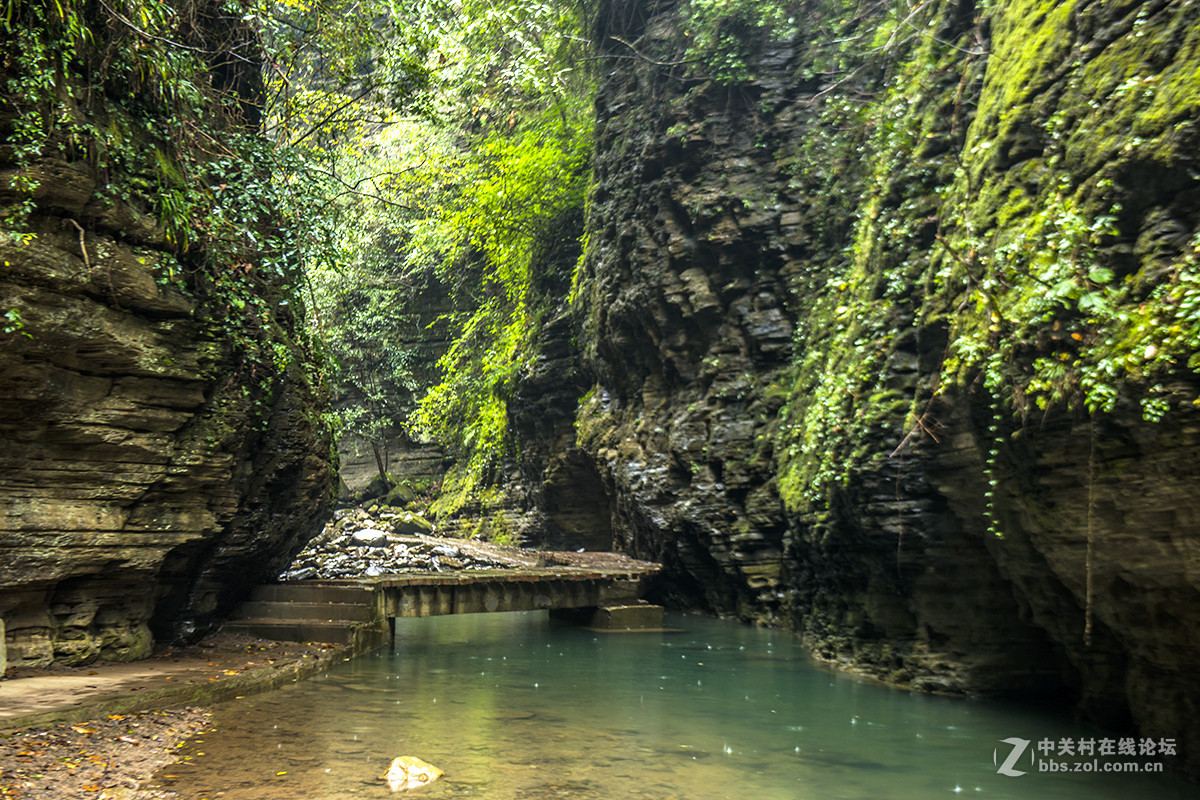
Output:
432,268,614,552
0,5,335,668
571,0,1200,775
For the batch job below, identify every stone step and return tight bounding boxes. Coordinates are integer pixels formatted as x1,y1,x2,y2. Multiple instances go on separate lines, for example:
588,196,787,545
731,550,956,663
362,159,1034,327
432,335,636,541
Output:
224,583,383,645
248,583,376,605
222,618,360,645
237,600,375,622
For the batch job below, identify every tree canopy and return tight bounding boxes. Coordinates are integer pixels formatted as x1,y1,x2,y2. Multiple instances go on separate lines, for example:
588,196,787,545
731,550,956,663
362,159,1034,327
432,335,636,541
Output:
278,0,594,511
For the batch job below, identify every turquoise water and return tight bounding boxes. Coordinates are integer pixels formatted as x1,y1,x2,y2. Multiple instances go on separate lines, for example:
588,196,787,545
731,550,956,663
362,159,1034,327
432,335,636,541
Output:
153,612,1195,799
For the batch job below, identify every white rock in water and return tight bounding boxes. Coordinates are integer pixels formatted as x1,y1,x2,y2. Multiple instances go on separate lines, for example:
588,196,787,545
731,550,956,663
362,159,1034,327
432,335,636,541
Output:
384,756,443,791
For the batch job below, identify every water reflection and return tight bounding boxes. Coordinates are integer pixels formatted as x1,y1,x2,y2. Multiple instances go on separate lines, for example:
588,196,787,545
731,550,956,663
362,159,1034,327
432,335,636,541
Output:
150,612,1194,799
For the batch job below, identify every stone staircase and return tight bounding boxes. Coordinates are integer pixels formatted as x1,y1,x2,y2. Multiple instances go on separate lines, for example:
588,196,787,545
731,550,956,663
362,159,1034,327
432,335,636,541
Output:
223,583,383,645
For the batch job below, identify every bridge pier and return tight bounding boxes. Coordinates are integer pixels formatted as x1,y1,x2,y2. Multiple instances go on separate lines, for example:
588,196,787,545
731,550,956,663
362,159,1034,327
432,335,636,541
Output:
549,603,666,631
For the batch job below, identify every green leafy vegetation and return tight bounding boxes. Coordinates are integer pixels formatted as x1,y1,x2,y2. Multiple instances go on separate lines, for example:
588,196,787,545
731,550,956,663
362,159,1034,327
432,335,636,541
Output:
679,0,800,84
407,115,590,487
773,0,945,512
775,0,1200,529
289,0,593,527
946,0,1200,412
2,307,30,338
0,0,438,437
2,0,599,534
10,0,1196,543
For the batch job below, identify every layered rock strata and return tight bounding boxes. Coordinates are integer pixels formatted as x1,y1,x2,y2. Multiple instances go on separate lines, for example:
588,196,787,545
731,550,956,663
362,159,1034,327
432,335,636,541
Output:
0,188,334,666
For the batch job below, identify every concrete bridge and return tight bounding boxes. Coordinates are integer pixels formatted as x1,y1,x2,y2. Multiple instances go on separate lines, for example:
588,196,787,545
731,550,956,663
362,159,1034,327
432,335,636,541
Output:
225,545,663,646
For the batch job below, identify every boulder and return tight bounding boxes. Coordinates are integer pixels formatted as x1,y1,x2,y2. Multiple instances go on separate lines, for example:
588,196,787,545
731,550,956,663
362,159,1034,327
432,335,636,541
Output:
351,529,390,548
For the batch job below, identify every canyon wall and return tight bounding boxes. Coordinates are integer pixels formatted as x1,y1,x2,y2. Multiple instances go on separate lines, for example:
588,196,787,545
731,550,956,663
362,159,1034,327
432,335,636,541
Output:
570,0,1200,774
5,0,1197,777
0,3,336,668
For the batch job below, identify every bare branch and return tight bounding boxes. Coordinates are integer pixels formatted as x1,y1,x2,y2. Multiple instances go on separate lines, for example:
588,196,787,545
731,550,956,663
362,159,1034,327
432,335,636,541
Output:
607,35,696,68
97,0,208,53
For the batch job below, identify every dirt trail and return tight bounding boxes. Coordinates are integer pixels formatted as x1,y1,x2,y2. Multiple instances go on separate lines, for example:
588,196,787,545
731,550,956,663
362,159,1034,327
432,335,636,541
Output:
0,633,348,799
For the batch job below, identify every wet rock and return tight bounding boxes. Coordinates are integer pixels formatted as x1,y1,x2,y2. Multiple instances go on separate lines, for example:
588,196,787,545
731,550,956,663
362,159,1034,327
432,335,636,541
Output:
282,567,317,582
383,755,443,792
568,0,1200,779
361,473,393,502
392,512,434,535
384,482,417,508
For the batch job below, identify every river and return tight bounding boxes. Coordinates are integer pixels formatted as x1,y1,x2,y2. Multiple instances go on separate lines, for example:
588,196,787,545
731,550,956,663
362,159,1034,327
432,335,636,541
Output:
149,611,1194,799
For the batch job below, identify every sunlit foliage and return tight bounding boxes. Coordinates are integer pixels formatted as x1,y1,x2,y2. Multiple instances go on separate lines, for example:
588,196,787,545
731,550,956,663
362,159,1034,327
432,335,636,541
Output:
300,0,594,499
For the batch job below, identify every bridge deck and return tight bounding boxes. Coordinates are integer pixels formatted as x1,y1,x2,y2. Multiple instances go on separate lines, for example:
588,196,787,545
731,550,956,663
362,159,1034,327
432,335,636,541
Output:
364,565,658,587
227,544,662,643
360,561,660,620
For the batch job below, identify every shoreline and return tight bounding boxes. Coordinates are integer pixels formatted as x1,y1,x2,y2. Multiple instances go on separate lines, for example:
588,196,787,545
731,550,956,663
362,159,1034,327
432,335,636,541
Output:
0,707,212,800
0,632,364,798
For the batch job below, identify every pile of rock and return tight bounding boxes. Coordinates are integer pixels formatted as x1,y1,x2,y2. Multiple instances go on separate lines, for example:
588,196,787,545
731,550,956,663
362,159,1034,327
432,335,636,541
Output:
279,505,518,580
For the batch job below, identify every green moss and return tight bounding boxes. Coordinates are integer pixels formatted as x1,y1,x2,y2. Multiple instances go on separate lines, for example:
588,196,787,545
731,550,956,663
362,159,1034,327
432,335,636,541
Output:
153,148,186,187
774,0,963,513
773,0,1200,513
930,0,1200,424
426,466,475,520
